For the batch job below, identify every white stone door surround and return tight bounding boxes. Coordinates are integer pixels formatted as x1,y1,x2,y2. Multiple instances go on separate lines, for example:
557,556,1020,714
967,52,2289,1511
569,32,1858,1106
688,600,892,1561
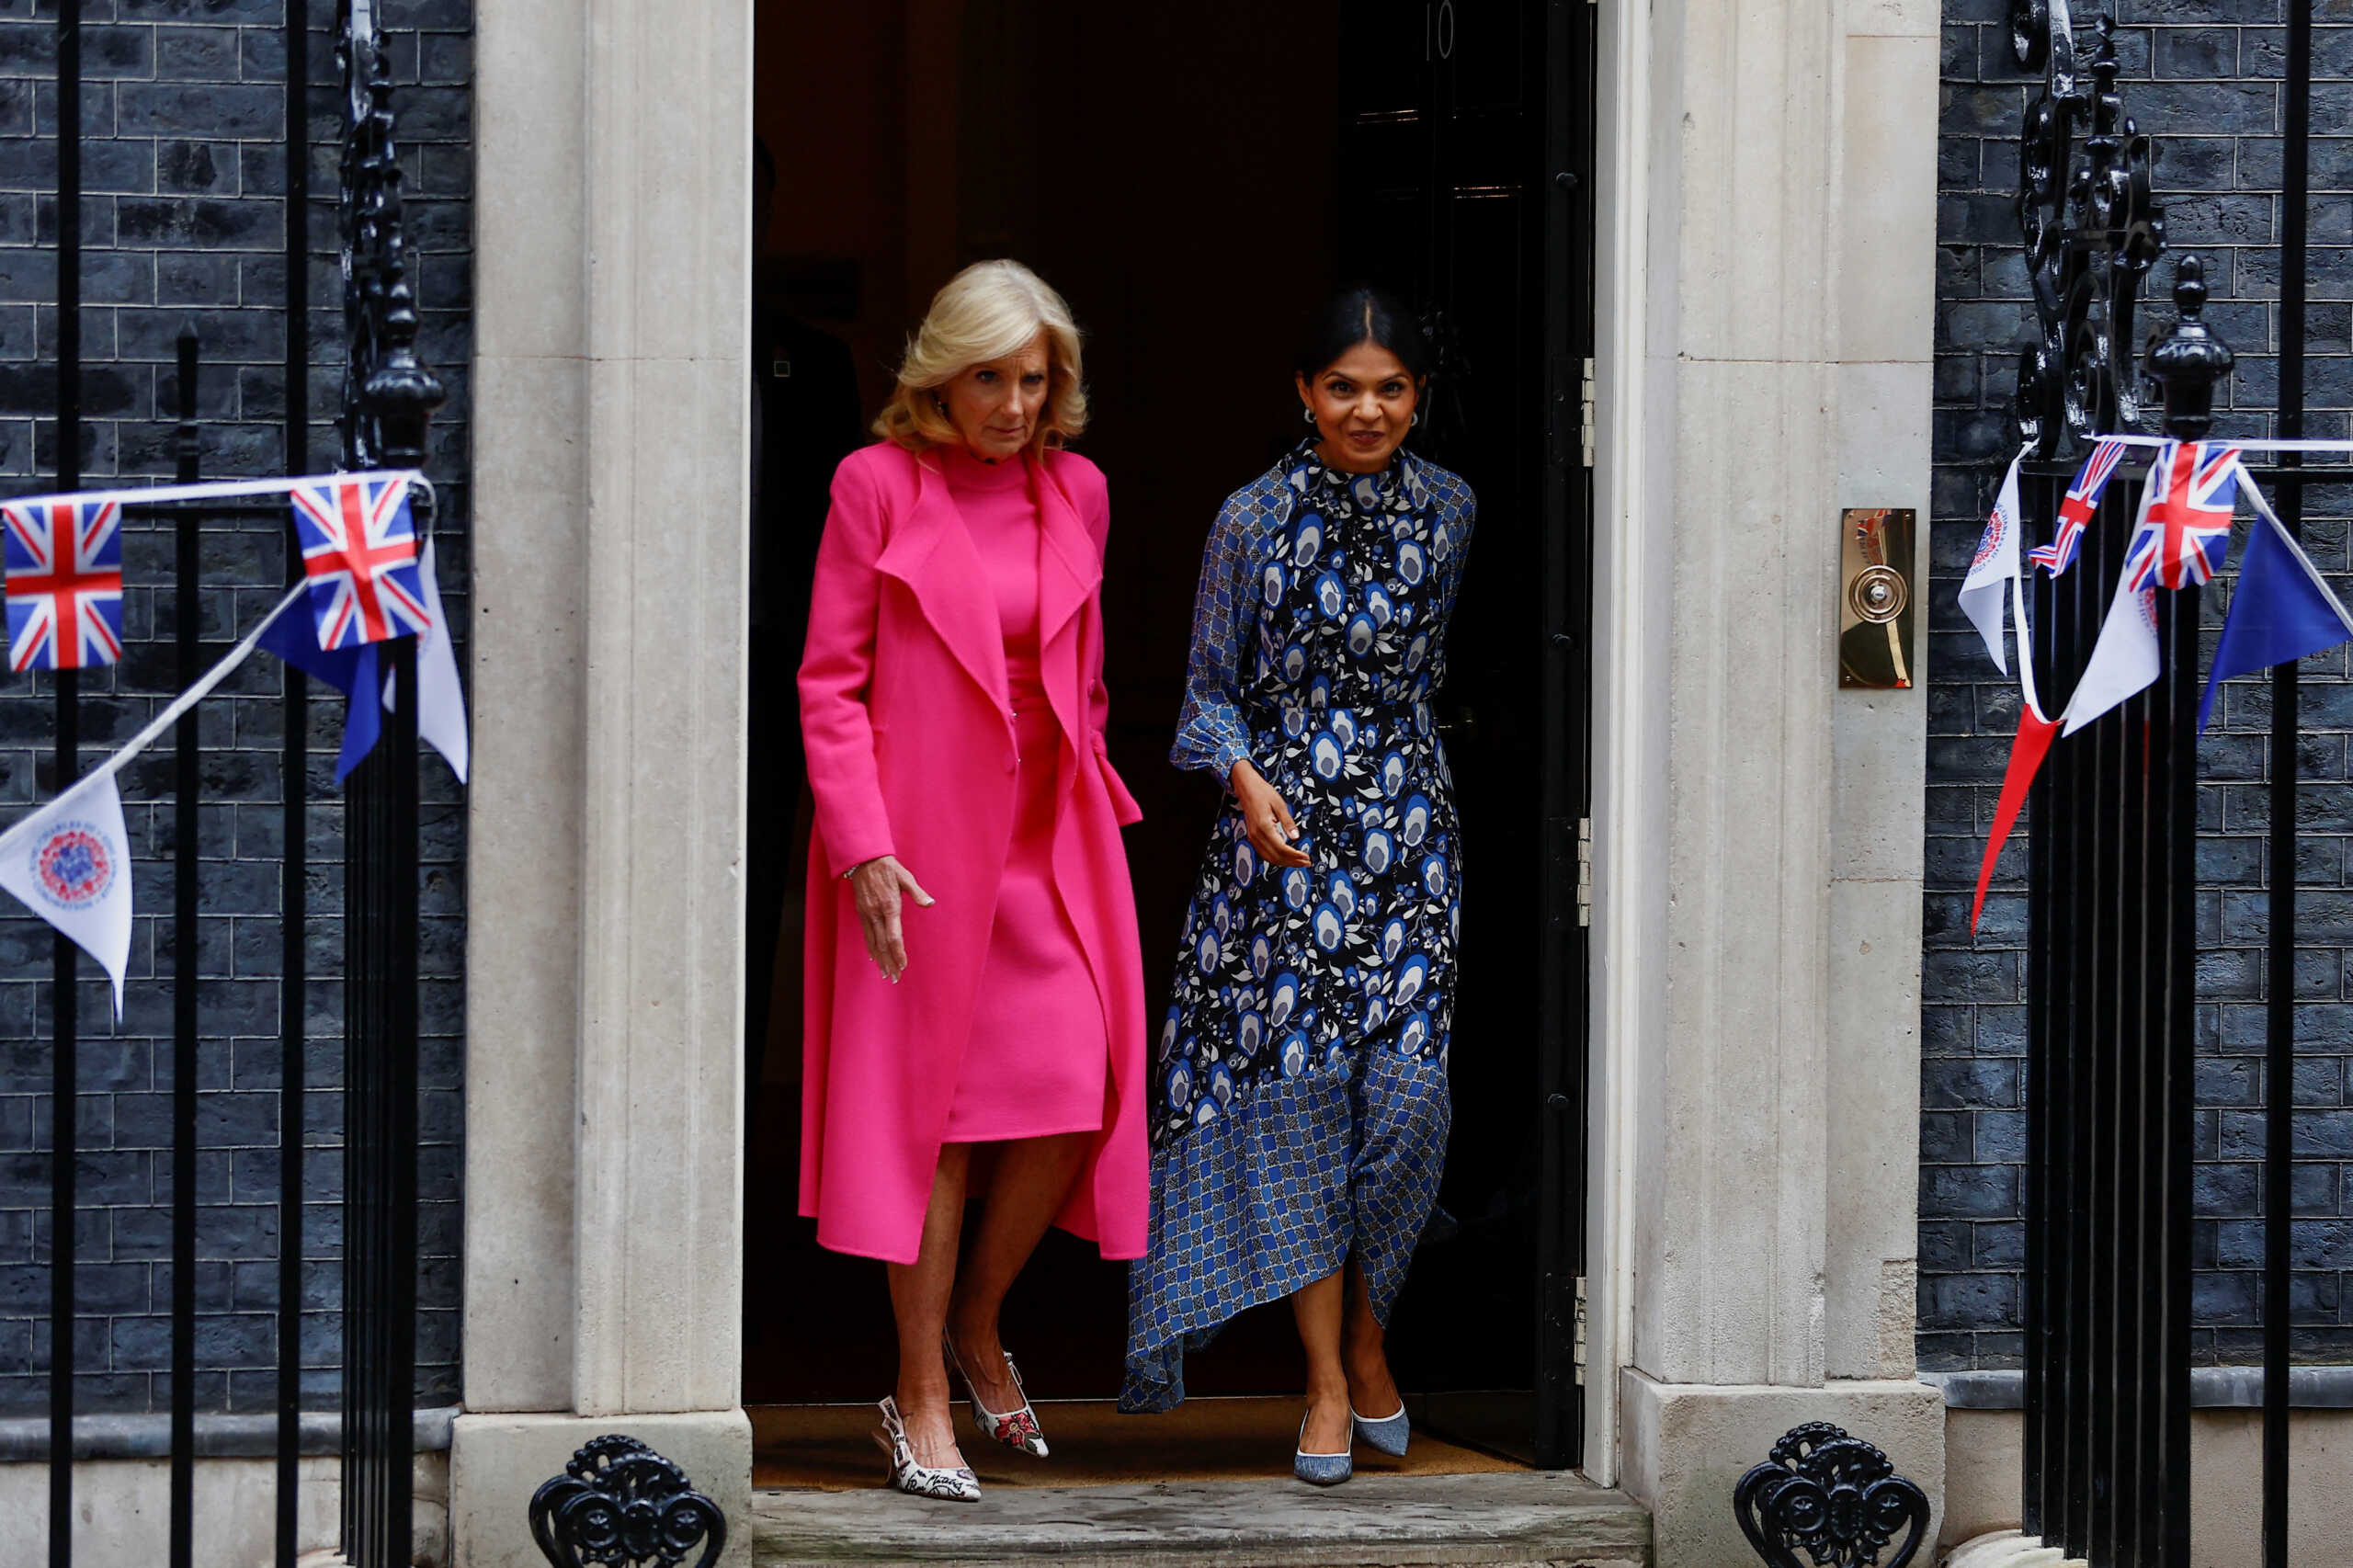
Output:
1583,0,1946,1555
449,0,1945,1562
454,0,757,1562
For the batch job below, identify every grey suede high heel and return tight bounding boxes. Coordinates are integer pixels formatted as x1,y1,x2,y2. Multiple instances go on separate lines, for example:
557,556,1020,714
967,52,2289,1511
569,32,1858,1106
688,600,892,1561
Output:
1352,1402,1411,1458
1293,1415,1354,1486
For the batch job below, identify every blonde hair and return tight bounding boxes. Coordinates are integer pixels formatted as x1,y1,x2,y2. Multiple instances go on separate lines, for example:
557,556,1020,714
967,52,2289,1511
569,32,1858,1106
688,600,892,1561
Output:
874,260,1088,456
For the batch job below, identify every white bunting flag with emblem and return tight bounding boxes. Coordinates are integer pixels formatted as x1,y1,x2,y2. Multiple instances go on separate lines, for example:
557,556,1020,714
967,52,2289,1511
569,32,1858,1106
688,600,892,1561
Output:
0,578,301,1021
2060,567,2164,737
0,766,132,1016
1960,449,2029,673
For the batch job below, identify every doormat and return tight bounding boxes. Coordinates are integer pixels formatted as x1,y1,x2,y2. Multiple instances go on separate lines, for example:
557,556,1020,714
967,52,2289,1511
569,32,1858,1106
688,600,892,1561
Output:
751,1396,1529,1491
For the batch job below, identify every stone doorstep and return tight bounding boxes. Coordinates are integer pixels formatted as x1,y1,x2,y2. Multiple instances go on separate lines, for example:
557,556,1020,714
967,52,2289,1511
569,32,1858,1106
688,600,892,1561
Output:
752,1471,1651,1568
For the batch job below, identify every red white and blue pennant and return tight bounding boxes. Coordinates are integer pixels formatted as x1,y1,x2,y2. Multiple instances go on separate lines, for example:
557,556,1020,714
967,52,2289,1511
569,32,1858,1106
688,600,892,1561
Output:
0,470,469,1012
290,471,428,649
2029,436,2127,577
1,495,124,671
1962,437,2353,932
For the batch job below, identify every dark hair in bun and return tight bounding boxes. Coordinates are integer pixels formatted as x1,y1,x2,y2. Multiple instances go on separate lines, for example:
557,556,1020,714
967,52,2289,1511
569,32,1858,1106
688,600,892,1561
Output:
1294,284,1432,382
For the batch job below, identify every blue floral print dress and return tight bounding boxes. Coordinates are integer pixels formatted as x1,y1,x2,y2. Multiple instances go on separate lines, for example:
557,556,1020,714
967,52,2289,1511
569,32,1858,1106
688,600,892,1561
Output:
1120,439,1476,1412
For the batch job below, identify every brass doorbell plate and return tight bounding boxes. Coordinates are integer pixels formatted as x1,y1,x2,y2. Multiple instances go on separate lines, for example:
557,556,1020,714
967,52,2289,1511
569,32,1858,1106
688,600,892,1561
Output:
1838,507,1915,689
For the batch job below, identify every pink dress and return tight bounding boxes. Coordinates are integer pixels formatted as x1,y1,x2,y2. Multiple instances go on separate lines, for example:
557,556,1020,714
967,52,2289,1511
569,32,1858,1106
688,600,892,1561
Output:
799,441,1149,1264
937,446,1109,1142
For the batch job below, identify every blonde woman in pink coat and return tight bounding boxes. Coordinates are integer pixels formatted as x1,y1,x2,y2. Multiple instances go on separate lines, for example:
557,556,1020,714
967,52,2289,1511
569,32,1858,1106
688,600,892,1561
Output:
797,260,1148,1502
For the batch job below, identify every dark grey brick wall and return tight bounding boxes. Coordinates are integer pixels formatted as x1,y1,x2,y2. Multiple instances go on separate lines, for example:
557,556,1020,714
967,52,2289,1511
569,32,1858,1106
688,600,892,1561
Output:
0,0,469,1415
1930,0,2353,1369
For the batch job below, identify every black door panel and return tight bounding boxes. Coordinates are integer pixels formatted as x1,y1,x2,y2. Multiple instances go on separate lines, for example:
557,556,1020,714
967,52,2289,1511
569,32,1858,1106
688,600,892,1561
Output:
1334,0,1591,1470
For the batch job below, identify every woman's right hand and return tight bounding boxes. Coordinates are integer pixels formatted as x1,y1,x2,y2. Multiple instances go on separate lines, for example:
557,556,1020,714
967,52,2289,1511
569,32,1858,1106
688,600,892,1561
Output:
1232,761,1312,869
849,855,934,983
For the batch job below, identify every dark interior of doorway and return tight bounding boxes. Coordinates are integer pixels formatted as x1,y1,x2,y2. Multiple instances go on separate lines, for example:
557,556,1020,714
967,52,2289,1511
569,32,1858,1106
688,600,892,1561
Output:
742,0,1583,1468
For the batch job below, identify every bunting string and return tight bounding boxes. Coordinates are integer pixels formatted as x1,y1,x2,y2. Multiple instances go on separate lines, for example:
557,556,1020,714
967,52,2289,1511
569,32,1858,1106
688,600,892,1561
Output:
2062,435,2353,454
0,470,432,514
65,582,308,790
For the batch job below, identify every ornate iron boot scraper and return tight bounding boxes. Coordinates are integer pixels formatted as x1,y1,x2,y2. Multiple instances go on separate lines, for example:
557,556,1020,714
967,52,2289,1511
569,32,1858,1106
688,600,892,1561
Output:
1733,1421,1931,1567
529,1435,727,1568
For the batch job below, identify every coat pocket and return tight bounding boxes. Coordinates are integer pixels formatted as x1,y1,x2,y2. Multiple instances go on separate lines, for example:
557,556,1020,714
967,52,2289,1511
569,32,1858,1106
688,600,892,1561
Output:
1094,733,1143,826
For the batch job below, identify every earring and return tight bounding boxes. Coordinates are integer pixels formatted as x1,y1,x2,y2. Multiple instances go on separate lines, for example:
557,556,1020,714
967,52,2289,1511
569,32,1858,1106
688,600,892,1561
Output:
1302,407,1316,426
1410,411,1419,427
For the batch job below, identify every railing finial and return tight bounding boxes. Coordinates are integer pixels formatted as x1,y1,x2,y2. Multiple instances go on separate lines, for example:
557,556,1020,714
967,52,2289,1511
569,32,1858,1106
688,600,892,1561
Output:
2145,254,2235,440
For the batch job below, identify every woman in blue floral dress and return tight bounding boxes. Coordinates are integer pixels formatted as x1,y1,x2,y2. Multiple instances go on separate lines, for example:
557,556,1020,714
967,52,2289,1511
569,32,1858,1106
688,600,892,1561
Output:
1122,288,1474,1485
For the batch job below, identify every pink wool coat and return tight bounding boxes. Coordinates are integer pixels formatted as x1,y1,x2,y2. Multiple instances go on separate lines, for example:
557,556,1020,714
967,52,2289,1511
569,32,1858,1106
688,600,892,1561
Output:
797,440,1148,1265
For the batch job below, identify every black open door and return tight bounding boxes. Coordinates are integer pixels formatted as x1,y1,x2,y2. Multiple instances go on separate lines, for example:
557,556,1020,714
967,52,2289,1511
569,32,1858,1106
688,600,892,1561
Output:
1334,0,1594,1470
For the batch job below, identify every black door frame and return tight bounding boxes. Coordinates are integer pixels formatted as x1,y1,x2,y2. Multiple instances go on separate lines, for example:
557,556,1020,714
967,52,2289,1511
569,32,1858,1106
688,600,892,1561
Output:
1533,0,1597,1472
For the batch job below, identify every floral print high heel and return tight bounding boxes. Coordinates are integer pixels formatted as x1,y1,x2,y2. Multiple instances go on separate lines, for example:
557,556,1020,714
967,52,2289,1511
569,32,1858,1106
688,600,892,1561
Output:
945,1335,1050,1458
873,1395,981,1501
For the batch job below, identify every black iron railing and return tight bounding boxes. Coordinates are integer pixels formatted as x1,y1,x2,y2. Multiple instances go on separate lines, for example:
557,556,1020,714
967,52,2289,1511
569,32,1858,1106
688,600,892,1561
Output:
2005,9,2192,1549
2016,278,2211,1561
335,7,443,1566
44,15,80,1562
2008,0,2333,1561
34,3,437,1565
2259,12,2317,1563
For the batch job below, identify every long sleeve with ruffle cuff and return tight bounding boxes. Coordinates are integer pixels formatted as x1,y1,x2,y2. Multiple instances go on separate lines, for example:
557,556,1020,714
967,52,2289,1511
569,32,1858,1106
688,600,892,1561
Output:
1170,495,1258,788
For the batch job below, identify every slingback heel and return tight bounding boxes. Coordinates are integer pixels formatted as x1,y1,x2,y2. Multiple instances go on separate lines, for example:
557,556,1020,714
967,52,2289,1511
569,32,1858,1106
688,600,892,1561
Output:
945,1335,1050,1458
873,1395,981,1502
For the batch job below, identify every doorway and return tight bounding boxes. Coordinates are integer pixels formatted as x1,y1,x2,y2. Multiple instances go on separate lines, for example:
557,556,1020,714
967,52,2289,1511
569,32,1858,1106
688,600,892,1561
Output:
743,0,1594,1471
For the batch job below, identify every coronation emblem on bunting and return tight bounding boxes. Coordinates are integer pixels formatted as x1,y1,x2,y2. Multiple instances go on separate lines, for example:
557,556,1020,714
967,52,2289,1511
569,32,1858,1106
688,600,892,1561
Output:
0,496,124,672
33,823,113,910
2031,437,2128,577
2125,439,2240,592
289,472,428,651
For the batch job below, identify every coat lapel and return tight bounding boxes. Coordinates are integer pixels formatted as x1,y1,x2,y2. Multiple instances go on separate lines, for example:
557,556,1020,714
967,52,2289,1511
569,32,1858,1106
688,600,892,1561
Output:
1034,457,1101,653
1032,457,1103,748
874,450,1010,715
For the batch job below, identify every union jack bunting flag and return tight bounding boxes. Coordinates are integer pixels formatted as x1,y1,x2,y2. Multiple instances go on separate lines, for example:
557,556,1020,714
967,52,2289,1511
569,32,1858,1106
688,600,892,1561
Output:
288,472,428,650
1,496,123,672
2030,437,2129,576
2123,439,2241,593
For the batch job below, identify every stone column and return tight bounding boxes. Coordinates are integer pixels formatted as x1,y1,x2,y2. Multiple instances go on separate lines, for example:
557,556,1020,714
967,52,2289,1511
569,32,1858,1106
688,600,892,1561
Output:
1586,0,1943,1555
450,0,755,1562
1825,0,1941,1391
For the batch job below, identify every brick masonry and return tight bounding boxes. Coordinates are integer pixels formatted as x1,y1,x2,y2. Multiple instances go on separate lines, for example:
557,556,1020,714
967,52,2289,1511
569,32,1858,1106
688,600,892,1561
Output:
0,0,469,1415
1930,0,2353,1368
11,0,2341,1411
